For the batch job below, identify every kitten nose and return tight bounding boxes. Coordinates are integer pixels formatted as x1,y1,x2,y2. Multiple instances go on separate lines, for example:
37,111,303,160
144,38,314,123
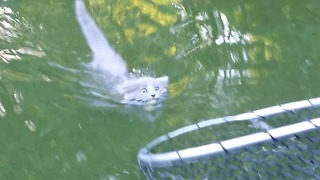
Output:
151,94,155,98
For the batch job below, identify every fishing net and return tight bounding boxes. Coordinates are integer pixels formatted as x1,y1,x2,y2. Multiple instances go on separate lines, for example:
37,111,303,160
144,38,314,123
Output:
138,98,320,179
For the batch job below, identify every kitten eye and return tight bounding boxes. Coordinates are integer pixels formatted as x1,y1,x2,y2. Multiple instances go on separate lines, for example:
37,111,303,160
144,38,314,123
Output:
155,86,159,91
141,88,147,93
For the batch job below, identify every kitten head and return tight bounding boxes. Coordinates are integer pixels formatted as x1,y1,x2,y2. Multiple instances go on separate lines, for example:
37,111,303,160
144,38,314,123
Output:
119,76,168,105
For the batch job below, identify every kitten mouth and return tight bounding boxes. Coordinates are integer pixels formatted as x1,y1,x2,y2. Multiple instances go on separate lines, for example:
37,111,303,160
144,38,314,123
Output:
135,98,160,104
129,93,167,105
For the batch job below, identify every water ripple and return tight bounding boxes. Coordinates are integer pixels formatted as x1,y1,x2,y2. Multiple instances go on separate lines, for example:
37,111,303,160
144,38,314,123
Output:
0,5,46,63
0,6,19,42
0,101,6,117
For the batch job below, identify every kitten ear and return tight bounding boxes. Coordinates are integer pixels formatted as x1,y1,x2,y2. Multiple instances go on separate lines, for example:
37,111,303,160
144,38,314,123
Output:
157,76,169,85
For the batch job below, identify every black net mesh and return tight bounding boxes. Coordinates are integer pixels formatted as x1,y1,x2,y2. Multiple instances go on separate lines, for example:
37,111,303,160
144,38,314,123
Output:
138,99,320,179
140,129,320,179
151,106,320,154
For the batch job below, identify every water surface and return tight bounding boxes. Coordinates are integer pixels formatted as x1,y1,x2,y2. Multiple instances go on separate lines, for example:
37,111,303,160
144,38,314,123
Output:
1,0,320,179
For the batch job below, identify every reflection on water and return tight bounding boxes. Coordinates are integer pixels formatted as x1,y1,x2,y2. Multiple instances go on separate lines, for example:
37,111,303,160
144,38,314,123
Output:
0,0,319,179
214,11,251,46
0,6,45,63
0,6,18,42
0,5,21,62
0,101,5,117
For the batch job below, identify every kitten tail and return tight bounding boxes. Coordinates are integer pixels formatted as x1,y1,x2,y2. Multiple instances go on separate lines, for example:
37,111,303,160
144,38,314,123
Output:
75,0,128,79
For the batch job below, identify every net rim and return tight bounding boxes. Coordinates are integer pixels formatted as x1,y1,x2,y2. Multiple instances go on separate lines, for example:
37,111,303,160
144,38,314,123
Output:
138,97,320,168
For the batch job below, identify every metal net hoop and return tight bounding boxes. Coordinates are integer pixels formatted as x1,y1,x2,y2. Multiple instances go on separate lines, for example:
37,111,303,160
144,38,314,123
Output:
138,98,320,179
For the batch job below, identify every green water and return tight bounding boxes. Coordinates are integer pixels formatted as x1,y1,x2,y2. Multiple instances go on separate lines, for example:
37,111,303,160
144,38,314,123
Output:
1,0,319,179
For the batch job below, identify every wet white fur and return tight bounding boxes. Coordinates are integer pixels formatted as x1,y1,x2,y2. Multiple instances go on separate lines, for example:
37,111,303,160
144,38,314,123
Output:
75,0,168,104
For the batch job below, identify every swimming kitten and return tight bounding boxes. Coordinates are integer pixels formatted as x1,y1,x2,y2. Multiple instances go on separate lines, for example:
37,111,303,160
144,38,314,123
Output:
75,0,168,105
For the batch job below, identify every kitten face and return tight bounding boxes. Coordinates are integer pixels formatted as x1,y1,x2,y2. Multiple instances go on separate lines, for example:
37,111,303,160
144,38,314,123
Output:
119,76,168,105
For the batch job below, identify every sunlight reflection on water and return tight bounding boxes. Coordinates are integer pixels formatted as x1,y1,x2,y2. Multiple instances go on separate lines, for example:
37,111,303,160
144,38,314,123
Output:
0,6,18,42
0,0,319,179
0,101,6,117
0,6,45,63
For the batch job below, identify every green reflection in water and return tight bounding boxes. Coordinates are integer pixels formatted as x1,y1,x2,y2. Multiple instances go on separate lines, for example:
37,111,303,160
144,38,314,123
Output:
0,0,320,179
